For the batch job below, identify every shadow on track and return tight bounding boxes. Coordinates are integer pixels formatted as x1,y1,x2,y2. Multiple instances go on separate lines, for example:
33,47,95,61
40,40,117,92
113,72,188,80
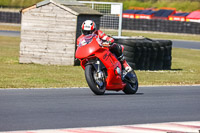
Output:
104,92,144,96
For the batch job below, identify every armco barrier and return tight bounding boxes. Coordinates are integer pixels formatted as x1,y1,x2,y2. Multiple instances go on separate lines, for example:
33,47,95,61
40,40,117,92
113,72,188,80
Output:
122,18,200,34
101,15,200,34
114,36,172,70
0,11,21,23
1,11,200,34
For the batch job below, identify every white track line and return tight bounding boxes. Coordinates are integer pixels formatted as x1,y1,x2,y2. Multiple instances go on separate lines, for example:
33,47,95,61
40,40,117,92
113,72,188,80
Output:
0,85,200,90
1,121,200,133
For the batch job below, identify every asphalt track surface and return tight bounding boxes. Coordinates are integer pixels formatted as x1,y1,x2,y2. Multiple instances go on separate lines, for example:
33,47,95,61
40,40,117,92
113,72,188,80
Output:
0,86,200,132
0,30,199,49
0,30,20,37
172,40,200,50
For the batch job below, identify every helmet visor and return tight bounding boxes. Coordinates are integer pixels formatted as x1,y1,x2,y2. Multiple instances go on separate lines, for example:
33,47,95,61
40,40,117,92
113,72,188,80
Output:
82,30,93,35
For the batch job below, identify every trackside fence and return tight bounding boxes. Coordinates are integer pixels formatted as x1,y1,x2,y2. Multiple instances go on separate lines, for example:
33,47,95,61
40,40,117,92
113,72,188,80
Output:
79,1,123,37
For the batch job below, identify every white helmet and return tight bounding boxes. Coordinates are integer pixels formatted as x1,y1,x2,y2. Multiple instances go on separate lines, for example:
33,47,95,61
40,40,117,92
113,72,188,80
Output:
81,20,96,35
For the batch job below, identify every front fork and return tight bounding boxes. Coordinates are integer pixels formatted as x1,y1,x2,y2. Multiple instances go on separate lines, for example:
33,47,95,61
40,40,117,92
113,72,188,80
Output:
96,60,104,80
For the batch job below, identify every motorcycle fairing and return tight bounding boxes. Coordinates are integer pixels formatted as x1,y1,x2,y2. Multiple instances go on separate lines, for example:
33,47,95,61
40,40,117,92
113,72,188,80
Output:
81,49,126,90
75,40,101,59
94,50,126,90
76,34,102,59
76,34,126,90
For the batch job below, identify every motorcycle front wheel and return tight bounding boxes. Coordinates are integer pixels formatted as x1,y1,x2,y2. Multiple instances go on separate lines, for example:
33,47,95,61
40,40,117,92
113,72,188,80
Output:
85,65,106,95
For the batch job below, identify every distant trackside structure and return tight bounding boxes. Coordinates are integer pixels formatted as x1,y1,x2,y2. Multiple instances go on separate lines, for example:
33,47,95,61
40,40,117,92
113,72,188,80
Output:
19,0,101,65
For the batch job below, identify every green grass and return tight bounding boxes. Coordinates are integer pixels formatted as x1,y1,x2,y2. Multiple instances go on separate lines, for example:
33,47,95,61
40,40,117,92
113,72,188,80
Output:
0,36,87,88
85,0,200,12
0,36,200,88
0,0,200,12
123,32,200,42
123,31,200,42
0,24,21,31
132,0,199,12
105,30,200,42
0,0,42,8
137,48,200,85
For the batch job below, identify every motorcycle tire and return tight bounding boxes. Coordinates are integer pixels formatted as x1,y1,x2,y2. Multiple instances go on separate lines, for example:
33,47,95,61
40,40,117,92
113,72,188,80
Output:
123,71,138,94
85,65,106,95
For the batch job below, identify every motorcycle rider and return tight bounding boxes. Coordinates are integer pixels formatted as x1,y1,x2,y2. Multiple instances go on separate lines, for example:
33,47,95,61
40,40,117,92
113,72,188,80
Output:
77,20,132,72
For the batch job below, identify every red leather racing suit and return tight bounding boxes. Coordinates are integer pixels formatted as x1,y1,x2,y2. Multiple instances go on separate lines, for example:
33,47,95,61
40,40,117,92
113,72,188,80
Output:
77,30,114,47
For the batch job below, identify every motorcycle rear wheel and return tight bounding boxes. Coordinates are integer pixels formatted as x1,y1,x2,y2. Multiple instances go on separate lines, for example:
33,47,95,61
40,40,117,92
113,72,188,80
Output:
85,65,106,95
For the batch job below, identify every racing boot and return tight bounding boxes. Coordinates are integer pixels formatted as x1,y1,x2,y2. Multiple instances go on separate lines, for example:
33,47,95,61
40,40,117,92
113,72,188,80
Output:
119,56,132,72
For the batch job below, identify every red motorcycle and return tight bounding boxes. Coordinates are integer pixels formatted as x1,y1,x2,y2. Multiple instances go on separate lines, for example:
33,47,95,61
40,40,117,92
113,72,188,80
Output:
75,34,138,95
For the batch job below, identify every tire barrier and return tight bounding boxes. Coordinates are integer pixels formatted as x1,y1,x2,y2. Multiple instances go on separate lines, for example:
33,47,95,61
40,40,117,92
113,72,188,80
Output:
114,36,172,70
0,11,21,23
122,18,200,34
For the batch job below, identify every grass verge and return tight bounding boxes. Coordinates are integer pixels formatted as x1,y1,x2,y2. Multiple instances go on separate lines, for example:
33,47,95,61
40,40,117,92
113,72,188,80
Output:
0,36,200,88
137,48,200,85
0,0,199,12
0,24,21,31
122,31,200,42
105,30,200,42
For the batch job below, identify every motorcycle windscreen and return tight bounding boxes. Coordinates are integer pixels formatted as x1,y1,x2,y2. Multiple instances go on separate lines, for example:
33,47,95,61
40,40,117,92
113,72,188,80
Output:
76,34,102,59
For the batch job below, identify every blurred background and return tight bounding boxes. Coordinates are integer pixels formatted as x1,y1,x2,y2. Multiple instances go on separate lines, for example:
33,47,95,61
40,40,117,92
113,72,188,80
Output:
0,0,199,12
